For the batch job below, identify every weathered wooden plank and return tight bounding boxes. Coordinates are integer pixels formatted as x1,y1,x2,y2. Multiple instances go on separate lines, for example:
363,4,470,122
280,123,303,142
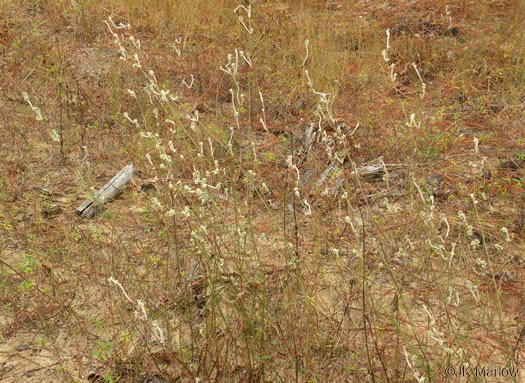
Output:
76,164,135,219
311,160,404,196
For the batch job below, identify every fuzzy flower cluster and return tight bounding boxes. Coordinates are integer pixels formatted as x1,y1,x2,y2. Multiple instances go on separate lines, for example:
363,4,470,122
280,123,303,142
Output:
108,277,165,345
22,92,43,121
381,29,398,83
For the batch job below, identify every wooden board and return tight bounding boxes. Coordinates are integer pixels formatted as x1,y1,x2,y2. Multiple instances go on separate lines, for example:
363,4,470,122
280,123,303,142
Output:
76,164,135,219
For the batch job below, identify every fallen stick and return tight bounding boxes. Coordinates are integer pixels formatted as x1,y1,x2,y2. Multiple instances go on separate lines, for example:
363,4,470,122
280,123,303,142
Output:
76,164,135,219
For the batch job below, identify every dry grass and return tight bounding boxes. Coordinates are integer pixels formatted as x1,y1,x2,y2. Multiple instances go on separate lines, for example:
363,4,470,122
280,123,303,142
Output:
0,0,524,382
